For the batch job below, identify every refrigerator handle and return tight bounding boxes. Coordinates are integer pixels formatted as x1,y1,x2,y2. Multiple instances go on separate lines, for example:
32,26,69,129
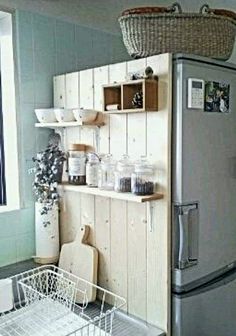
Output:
178,212,189,269
177,203,198,269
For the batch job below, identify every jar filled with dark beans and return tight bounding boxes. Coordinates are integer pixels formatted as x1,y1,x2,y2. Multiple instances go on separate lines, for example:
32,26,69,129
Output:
68,144,86,185
131,157,155,195
115,155,134,193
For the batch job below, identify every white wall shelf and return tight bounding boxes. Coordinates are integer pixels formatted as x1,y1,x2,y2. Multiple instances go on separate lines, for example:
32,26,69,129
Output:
58,183,164,203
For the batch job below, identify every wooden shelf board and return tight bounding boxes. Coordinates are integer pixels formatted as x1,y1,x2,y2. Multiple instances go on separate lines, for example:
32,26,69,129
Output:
103,108,158,114
35,120,104,128
103,78,157,88
58,183,164,203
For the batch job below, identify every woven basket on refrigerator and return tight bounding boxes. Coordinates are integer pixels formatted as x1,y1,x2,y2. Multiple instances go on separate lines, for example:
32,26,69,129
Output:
119,3,236,60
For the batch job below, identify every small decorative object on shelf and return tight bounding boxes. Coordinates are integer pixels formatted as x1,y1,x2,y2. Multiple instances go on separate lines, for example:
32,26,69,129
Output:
86,152,100,187
131,156,155,195
98,154,116,190
68,144,86,185
106,104,121,111
126,66,155,81
132,90,143,108
114,154,134,192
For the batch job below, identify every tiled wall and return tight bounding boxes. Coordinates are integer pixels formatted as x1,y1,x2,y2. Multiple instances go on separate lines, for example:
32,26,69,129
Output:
0,10,128,267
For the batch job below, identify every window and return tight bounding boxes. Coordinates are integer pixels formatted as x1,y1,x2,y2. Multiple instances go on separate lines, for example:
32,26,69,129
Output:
0,12,20,212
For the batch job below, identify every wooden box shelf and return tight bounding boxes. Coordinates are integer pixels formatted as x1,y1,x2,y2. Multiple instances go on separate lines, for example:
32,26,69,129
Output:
103,78,158,114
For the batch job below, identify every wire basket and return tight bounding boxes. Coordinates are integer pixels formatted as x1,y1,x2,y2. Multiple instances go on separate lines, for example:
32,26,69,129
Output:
119,2,236,60
0,265,126,336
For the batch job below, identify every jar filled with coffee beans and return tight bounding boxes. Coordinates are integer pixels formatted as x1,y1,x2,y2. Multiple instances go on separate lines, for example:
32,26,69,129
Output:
68,144,86,185
131,157,155,195
114,155,134,193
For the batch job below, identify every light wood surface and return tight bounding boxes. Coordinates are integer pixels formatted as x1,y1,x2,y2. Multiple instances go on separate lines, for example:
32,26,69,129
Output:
103,78,158,113
57,54,172,334
59,225,98,303
59,183,164,203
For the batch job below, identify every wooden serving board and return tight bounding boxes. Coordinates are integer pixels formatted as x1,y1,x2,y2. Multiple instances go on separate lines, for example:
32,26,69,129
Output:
59,225,98,303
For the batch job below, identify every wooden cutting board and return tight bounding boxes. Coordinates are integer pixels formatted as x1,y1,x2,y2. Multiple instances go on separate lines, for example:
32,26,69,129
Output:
59,225,98,303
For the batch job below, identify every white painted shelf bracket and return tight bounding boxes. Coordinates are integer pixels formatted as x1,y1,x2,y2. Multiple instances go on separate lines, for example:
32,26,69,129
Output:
148,201,155,233
54,127,67,151
94,126,100,153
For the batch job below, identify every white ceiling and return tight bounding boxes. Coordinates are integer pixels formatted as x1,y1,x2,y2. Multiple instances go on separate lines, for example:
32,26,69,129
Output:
0,0,235,34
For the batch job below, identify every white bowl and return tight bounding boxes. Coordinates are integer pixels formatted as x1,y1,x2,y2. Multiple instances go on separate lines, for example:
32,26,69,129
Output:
73,108,98,123
35,108,57,123
54,108,75,122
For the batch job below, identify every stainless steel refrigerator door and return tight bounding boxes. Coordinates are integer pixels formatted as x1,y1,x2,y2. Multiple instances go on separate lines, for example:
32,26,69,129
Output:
172,56,236,289
172,269,236,336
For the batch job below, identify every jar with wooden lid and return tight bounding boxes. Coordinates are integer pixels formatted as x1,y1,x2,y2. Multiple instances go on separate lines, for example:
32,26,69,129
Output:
68,144,86,185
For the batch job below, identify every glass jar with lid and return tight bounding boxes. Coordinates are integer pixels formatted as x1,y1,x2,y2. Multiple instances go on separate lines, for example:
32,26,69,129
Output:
114,154,134,192
131,156,155,195
68,144,86,185
98,154,116,190
86,153,100,187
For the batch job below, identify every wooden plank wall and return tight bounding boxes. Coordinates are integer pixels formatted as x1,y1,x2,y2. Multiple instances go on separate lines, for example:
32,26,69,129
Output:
58,54,172,333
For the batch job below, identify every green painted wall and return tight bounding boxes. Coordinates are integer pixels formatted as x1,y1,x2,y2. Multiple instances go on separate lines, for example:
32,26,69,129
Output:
0,10,128,267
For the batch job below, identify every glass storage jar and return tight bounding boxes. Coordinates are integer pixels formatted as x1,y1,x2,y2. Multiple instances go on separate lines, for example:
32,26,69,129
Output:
86,153,100,187
98,154,116,190
131,156,155,195
68,144,86,185
114,154,134,192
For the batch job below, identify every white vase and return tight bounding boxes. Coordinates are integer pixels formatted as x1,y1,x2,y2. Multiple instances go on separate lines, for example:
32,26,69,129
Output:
34,202,59,264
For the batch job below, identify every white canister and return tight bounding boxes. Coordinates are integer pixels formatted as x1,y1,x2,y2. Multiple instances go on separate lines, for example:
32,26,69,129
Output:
35,202,59,264
0,278,13,313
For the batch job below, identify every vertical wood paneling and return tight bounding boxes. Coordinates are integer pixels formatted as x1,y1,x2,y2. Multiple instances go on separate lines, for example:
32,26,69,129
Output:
127,59,147,159
53,74,66,108
126,59,148,321
146,54,172,331
127,202,147,320
108,62,129,309
65,72,79,109
60,191,81,244
95,196,111,290
94,66,109,154
110,199,128,311
79,68,96,246
80,69,94,109
109,62,127,158
58,54,172,334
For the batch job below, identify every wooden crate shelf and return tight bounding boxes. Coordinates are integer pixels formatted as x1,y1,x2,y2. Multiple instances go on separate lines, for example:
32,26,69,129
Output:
58,183,164,203
103,78,158,114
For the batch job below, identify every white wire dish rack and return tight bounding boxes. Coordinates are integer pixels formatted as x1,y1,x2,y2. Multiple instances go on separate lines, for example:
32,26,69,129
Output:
0,265,126,336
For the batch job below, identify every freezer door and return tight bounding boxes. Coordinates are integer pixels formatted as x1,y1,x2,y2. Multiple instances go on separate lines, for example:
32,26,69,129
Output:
172,269,236,336
172,57,236,289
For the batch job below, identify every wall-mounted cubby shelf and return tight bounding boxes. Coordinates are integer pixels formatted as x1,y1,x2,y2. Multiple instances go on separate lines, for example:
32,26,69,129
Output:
103,78,158,114
58,183,164,203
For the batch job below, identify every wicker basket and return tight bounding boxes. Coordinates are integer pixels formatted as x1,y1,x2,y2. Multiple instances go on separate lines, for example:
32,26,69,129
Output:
119,3,236,60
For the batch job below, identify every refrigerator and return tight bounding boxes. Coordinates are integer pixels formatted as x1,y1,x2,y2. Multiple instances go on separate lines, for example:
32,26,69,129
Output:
172,54,236,336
